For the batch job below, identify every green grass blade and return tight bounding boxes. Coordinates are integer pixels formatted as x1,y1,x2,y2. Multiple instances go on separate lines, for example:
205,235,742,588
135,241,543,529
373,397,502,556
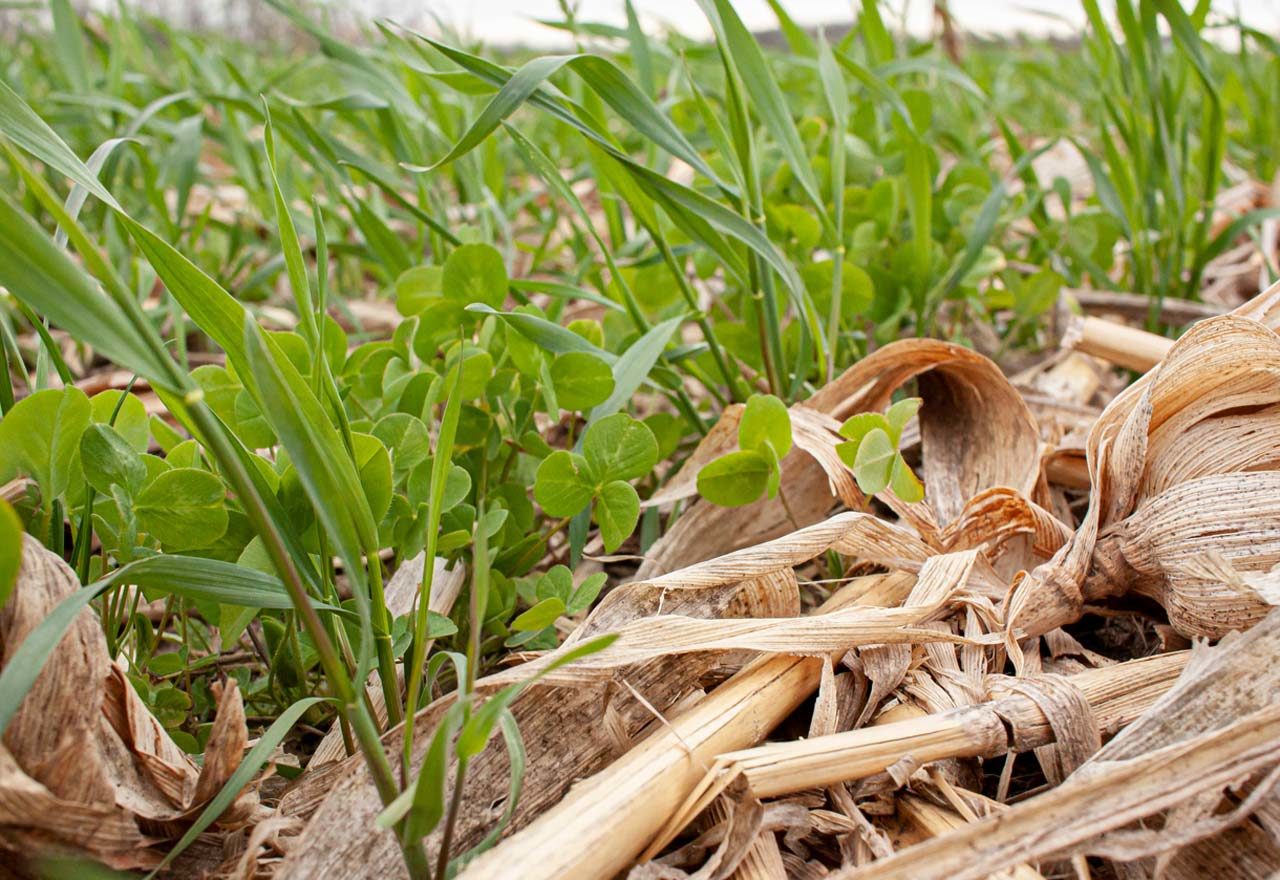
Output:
145,696,330,877
588,315,682,424
0,80,119,209
696,0,827,223
242,318,378,670
50,0,91,93
263,100,319,349
0,192,172,384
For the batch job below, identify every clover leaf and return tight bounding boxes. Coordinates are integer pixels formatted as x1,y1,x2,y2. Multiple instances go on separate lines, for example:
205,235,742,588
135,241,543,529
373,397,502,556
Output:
697,394,793,508
836,397,925,503
550,352,615,412
532,414,658,552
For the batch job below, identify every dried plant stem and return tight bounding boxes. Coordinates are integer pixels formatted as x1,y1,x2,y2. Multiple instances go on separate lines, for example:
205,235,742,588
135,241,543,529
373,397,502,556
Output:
897,795,1044,880
1066,289,1223,324
1069,315,1172,372
458,573,917,880
735,652,1185,798
649,651,1188,854
829,703,1280,880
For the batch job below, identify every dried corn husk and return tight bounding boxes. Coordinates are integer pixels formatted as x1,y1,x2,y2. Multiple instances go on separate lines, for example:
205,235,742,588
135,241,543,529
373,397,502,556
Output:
279,567,807,876
0,536,257,870
829,607,1280,880
639,338,1043,577
1010,310,1280,642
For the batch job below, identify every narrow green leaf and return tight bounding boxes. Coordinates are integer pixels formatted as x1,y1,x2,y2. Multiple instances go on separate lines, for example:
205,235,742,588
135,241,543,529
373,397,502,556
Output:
697,0,827,222
243,318,376,670
0,580,108,737
263,101,318,349
588,316,682,424
0,193,170,384
454,634,619,762
50,0,91,93
467,305,614,362
0,80,119,209
145,697,330,878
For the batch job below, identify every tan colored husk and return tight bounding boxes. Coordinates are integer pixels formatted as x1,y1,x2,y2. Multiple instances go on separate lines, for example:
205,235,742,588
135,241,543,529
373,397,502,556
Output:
0,536,258,870
1009,282,1280,643
638,337,1041,577
278,567,807,876
827,606,1280,880
832,707,1280,880
454,572,927,880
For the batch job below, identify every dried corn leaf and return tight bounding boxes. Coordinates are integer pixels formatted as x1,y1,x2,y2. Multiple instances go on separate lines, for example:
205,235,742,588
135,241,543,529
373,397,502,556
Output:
1011,305,1280,641
640,338,1042,577
279,569,804,876
0,536,256,870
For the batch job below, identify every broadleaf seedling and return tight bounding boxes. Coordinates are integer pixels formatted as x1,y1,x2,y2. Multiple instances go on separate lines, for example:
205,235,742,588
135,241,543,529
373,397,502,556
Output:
837,397,925,503
697,394,793,508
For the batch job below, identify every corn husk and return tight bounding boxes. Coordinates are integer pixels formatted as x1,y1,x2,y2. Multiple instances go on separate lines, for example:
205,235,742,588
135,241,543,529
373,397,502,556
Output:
827,607,1280,880
0,536,257,871
1010,305,1280,642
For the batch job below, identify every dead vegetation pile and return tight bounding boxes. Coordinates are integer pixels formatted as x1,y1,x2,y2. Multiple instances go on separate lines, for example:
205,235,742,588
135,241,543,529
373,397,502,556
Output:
5,284,1280,878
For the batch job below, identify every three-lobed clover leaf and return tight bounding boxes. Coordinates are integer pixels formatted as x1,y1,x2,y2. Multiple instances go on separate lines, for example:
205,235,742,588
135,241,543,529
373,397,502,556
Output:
532,413,658,552
0,386,91,508
533,451,596,517
836,397,925,503
697,394,793,508
442,342,494,401
508,566,607,646
697,449,772,507
394,265,444,316
583,413,658,482
595,480,640,553
737,393,792,459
